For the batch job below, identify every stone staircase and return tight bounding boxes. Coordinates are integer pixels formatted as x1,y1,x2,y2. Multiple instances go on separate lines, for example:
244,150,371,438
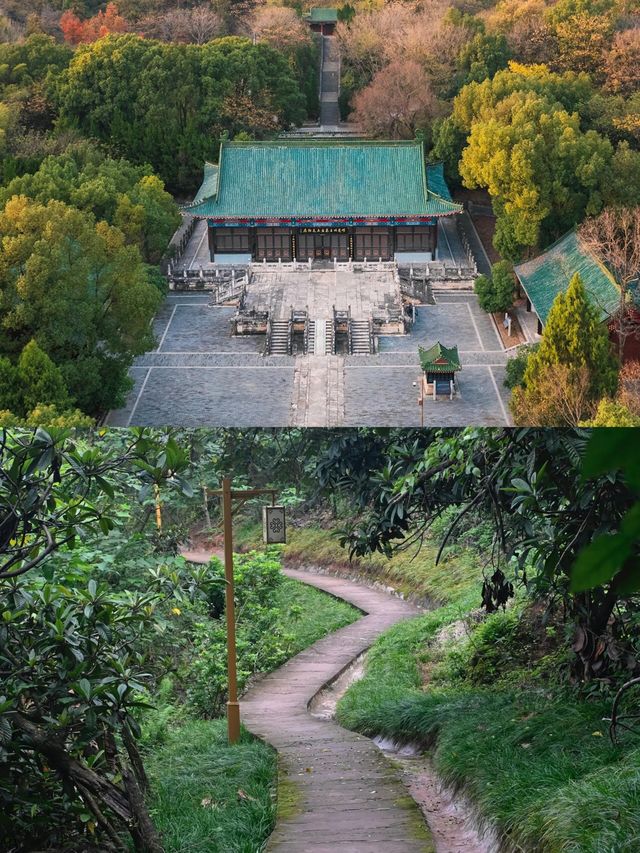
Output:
324,319,335,355
267,319,291,355
349,318,373,354
307,319,318,354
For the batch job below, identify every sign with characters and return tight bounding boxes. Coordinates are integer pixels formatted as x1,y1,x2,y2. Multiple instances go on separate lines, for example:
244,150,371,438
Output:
300,226,348,234
262,505,287,544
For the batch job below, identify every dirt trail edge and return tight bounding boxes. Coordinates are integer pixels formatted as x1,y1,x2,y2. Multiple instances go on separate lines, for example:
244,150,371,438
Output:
242,567,434,853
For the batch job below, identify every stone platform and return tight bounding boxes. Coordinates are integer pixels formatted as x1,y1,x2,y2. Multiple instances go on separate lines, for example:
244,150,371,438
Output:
245,267,403,322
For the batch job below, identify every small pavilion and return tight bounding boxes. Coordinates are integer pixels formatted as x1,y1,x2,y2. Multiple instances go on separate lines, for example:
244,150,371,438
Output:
419,342,461,399
304,7,338,34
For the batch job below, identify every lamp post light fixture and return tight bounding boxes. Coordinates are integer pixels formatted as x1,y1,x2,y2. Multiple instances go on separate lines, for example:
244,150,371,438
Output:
208,478,284,744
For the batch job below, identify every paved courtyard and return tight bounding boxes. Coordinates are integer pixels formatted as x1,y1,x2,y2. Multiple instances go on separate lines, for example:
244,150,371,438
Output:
107,290,513,427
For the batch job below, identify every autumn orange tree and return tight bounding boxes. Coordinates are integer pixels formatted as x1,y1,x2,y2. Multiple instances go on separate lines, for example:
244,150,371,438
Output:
60,2,128,45
350,60,439,138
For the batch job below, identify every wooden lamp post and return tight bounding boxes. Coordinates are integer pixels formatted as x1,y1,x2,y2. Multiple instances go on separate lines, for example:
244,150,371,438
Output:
208,478,285,744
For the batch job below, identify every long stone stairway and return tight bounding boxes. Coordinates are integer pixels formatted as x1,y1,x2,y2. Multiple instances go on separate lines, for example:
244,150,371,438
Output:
320,35,341,128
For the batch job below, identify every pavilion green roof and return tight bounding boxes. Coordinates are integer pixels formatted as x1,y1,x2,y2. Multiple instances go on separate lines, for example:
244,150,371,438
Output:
183,141,462,220
306,7,338,22
514,230,620,326
419,342,462,373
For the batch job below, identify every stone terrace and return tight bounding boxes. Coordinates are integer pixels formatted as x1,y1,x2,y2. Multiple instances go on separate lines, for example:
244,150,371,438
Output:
246,267,402,321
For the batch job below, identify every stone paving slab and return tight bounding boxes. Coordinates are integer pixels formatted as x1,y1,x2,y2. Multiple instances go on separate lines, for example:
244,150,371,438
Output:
116,366,295,426
106,368,149,427
343,365,510,426
241,568,434,852
348,351,509,367
379,300,502,355
157,305,262,354
274,843,423,852
136,353,293,368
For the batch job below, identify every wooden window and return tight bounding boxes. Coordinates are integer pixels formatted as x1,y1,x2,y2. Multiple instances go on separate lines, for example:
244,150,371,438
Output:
256,228,292,261
354,227,391,261
395,226,434,253
213,227,250,253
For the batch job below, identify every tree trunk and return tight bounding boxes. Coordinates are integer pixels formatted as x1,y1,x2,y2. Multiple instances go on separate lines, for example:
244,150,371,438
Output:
12,713,164,853
122,720,150,794
154,484,163,531
118,756,164,853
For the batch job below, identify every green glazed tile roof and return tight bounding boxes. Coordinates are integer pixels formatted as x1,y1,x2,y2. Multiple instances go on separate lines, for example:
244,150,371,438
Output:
183,140,462,220
419,342,462,373
306,7,338,22
426,163,452,201
193,163,218,203
514,230,620,326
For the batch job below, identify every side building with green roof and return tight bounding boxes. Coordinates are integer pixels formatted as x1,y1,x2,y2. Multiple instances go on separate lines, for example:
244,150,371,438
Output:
514,229,620,336
304,7,338,34
182,139,462,265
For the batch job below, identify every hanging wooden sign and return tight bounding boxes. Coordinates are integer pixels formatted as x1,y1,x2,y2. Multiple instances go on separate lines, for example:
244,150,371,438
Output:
263,505,287,544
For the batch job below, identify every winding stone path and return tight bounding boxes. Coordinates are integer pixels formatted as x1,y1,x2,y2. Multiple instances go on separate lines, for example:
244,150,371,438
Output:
243,568,434,852
180,550,434,849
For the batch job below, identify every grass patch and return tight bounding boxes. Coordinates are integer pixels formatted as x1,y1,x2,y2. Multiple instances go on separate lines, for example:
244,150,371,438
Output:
337,601,472,736
146,720,276,853
275,575,360,654
336,593,640,851
235,522,481,606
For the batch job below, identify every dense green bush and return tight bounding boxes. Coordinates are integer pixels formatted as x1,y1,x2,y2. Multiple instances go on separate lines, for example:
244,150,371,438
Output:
474,260,516,313
504,343,539,389
0,564,164,850
185,550,291,717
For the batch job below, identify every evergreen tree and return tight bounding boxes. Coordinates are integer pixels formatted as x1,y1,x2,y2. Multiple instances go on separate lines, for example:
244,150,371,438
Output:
511,273,618,424
18,339,70,413
0,196,161,415
0,356,22,413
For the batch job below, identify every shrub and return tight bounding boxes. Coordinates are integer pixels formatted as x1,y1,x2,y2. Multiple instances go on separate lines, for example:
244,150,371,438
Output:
504,343,540,389
475,260,516,313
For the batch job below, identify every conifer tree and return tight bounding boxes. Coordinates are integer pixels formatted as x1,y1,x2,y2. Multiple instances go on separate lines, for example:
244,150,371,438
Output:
511,273,618,424
17,340,70,413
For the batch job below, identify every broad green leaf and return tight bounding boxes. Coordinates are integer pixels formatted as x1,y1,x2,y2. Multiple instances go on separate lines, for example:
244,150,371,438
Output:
570,533,632,592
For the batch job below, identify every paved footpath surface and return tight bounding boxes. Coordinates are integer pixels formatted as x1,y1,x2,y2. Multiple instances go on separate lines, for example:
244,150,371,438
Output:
242,568,434,853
